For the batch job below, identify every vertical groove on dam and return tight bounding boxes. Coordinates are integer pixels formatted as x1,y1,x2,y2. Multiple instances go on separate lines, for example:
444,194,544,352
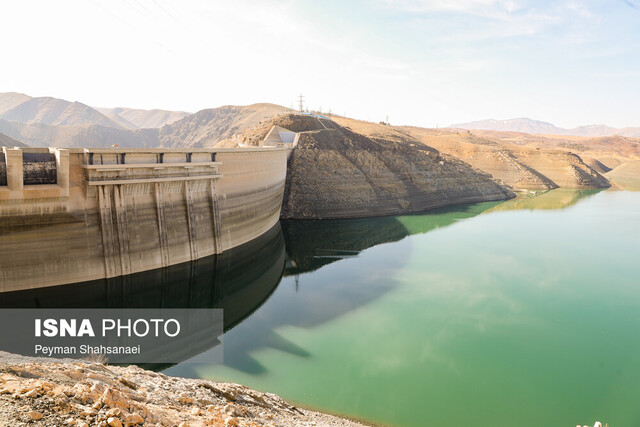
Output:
154,182,170,268
0,147,289,292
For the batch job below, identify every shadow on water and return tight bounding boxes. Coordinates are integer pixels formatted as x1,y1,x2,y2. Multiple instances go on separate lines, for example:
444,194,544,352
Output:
177,191,599,376
0,224,286,368
282,200,502,277
0,223,285,319
169,201,504,377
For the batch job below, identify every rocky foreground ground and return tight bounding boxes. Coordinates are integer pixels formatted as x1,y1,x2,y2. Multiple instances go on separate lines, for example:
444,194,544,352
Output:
0,353,367,427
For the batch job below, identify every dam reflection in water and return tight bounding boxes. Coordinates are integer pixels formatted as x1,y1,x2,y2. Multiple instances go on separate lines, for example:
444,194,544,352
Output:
0,189,602,371
0,196,503,366
0,224,285,329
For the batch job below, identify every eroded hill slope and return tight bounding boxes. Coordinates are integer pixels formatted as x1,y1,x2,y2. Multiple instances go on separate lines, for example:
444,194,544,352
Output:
239,114,515,219
329,117,610,190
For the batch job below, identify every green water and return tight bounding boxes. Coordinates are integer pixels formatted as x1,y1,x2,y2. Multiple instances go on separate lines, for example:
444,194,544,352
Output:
167,190,640,426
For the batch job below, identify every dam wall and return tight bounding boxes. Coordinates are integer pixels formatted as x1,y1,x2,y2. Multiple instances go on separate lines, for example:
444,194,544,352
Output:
0,146,288,292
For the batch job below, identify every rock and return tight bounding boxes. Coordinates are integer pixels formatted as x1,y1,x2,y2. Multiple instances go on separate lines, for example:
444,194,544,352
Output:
27,410,43,420
0,354,368,427
224,403,252,418
177,393,194,404
99,388,131,412
118,377,138,390
106,408,122,417
64,369,85,381
22,388,39,398
123,413,144,425
41,381,56,390
54,388,70,401
224,417,239,426
87,373,113,385
76,404,98,416
199,383,236,401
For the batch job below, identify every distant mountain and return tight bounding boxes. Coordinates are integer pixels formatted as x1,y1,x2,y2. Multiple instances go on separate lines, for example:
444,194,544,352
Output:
0,103,290,148
451,118,561,134
0,92,191,131
0,119,140,149
153,103,291,148
0,131,28,147
450,118,640,138
98,107,190,129
0,94,125,129
94,110,139,130
0,92,31,115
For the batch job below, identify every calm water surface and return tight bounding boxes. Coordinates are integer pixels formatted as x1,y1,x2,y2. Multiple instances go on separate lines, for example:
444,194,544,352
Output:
4,189,639,426
164,190,640,427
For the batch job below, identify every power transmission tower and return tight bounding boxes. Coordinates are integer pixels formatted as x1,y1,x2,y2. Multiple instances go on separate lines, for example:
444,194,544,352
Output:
297,94,305,112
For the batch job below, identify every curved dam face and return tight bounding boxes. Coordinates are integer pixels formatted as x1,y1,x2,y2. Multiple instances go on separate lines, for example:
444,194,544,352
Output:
0,146,289,292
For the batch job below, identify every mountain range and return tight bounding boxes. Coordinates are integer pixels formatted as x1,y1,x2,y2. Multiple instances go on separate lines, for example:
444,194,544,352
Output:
97,107,190,129
0,92,190,131
0,91,637,191
0,92,289,148
450,117,640,138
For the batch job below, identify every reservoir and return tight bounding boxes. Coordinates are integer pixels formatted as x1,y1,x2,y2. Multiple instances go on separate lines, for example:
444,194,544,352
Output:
2,189,639,426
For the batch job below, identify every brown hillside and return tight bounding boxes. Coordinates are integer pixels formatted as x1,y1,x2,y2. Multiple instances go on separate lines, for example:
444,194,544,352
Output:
0,92,32,115
239,114,514,219
0,119,145,148
156,103,291,148
0,97,125,129
99,107,190,129
328,117,610,190
409,128,611,189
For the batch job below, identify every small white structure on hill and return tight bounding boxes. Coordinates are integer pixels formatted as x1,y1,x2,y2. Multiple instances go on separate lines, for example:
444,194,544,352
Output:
262,126,299,148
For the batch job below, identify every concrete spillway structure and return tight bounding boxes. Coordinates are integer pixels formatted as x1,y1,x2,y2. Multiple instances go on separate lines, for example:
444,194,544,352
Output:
0,146,289,292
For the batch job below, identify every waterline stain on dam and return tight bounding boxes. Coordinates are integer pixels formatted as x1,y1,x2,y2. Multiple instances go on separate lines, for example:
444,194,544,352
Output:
0,146,289,292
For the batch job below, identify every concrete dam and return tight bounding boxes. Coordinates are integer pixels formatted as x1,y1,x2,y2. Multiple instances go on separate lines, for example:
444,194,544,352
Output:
0,145,289,292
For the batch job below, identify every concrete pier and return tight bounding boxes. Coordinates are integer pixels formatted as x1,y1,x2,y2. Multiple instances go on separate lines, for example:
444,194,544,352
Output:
0,146,289,292
4,148,24,192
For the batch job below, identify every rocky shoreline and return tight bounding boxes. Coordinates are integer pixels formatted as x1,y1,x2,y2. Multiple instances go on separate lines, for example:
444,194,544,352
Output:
0,353,368,427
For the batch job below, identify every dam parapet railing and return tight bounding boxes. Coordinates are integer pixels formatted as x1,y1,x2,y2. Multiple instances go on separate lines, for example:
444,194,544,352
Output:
0,145,290,292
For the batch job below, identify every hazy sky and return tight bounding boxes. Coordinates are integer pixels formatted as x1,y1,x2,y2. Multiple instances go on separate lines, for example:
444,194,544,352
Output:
1,0,638,128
